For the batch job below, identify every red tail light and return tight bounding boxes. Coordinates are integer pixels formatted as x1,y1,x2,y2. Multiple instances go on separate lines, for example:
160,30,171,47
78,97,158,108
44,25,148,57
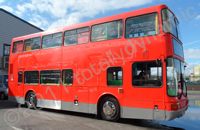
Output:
171,103,179,111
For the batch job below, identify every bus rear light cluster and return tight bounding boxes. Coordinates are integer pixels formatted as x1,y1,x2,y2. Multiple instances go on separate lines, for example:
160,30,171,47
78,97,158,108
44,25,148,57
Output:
171,103,179,111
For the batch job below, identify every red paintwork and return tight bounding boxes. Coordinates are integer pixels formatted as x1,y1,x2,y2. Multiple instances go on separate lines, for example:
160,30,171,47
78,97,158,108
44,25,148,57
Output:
8,4,188,113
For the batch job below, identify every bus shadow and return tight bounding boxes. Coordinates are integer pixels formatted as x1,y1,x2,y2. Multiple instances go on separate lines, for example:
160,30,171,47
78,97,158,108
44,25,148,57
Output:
118,119,185,130
0,100,18,109
40,108,184,130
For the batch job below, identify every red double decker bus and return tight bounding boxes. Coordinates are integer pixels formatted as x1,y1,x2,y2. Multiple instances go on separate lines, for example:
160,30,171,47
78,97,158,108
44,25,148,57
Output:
9,5,188,121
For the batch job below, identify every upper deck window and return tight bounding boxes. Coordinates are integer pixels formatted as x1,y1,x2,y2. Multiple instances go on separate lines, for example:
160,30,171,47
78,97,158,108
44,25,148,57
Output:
42,32,62,49
91,20,123,42
12,41,24,53
64,27,90,45
24,37,41,51
126,13,158,38
162,9,179,39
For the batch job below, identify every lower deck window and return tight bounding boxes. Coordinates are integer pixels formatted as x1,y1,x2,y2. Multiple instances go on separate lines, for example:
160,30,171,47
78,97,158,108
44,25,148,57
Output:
40,70,61,85
25,71,39,84
107,67,123,86
132,61,162,87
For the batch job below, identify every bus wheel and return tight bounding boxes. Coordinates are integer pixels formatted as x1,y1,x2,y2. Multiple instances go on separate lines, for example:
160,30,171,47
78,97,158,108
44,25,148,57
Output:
100,97,120,121
25,92,37,109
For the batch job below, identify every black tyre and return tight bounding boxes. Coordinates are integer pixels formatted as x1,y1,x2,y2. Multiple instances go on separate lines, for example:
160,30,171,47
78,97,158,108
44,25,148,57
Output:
100,97,120,121
25,92,37,109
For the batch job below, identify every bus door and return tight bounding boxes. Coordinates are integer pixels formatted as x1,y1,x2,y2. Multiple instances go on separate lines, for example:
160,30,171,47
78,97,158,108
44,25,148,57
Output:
126,60,165,119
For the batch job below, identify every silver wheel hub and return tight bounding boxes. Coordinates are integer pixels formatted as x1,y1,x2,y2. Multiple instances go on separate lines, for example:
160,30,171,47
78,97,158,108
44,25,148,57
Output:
103,101,116,117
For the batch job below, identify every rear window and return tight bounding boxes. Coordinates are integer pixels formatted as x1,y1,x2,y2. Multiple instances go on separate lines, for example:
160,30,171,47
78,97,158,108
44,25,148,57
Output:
12,41,24,53
42,32,62,49
91,20,123,42
24,37,41,51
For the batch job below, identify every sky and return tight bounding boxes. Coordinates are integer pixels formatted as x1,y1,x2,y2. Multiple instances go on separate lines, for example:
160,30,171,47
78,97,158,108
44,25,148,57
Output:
0,0,200,74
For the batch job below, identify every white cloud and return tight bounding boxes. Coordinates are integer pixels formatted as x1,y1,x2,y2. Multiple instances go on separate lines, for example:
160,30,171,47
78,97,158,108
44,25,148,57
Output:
15,0,154,29
0,5,13,13
185,49,200,59
195,15,200,20
0,0,4,4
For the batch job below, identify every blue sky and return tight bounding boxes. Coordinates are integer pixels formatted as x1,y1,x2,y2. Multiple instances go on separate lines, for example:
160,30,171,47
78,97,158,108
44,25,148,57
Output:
0,0,200,73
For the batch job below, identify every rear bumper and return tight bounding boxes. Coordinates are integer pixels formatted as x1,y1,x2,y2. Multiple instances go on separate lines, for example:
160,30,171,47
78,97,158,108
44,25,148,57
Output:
165,106,188,120
121,105,188,120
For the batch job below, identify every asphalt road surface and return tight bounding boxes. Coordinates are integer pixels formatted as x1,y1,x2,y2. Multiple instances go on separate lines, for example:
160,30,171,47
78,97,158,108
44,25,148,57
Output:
0,95,199,130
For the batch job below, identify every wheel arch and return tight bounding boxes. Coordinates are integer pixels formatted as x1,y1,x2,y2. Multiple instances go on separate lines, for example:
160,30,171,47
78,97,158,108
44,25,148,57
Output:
97,93,120,117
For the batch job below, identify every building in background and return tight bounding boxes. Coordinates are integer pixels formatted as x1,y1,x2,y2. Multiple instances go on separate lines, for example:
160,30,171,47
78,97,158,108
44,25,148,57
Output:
190,65,200,82
0,8,42,91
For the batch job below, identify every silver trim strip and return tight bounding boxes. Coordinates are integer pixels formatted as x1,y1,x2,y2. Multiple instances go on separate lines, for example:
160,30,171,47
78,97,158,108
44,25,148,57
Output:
37,99,61,110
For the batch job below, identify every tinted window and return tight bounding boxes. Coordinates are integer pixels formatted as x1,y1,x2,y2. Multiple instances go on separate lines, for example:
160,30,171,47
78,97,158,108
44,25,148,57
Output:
24,37,40,51
91,20,123,42
132,61,162,87
63,69,73,86
107,67,123,86
64,27,90,45
126,13,158,38
162,9,179,38
13,41,24,53
173,39,184,57
42,33,62,48
25,71,39,84
40,70,61,85
18,71,23,83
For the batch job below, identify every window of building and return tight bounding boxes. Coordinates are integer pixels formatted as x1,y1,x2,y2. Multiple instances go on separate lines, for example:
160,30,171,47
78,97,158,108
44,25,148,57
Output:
40,70,61,85
13,41,24,53
91,20,123,42
126,13,158,38
132,61,162,87
18,71,23,83
107,67,123,86
42,32,62,49
62,69,73,86
0,75,2,83
24,71,39,84
24,37,41,51
64,27,90,46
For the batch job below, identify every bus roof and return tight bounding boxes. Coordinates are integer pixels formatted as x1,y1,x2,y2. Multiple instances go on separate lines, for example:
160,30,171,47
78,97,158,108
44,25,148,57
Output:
12,4,168,42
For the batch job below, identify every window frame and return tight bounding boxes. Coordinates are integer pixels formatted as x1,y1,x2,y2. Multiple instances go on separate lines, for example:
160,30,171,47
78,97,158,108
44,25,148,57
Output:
64,27,90,46
62,69,73,86
24,37,41,52
42,32,63,49
24,71,40,85
91,19,123,42
12,41,24,54
107,67,123,87
132,60,163,88
40,70,61,86
125,12,159,39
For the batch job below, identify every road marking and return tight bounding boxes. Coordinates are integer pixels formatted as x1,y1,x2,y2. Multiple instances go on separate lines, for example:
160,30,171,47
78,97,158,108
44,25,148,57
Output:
10,126,23,130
